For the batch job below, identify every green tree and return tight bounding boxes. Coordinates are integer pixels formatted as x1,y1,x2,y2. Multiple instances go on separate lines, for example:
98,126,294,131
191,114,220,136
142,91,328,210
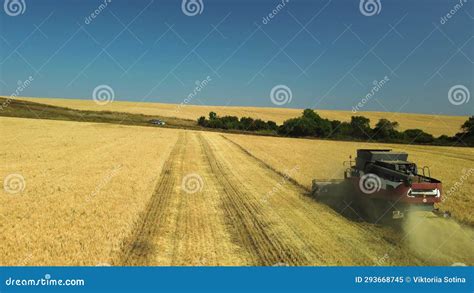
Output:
453,116,474,145
279,117,317,137
350,116,372,139
373,118,400,140
302,109,321,121
197,116,207,126
266,121,278,131
209,112,217,120
207,118,224,129
460,116,474,136
301,109,332,137
253,119,268,130
336,122,353,137
403,129,434,143
239,117,255,130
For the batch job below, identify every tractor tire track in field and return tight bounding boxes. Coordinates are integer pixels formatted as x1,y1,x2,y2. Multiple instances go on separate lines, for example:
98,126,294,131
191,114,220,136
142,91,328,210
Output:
167,133,223,266
198,134,308,266
219,134,311,193
117,132,186,266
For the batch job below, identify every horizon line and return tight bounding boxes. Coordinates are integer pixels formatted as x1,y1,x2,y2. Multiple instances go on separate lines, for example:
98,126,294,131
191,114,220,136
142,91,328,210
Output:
11,95,470,118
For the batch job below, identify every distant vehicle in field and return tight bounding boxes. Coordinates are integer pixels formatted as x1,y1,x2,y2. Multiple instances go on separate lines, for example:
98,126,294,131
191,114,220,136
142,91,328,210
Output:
149,119,166,126
311,149,449,222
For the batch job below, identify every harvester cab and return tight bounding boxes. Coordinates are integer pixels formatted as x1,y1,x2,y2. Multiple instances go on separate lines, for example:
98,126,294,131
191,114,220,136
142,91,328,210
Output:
312,149,447,222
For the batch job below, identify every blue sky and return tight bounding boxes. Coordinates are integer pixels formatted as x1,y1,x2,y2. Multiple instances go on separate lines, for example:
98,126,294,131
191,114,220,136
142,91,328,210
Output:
0,0,473,115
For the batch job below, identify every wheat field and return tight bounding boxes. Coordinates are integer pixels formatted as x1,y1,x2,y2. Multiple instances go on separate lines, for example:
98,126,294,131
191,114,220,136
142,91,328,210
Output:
0,117,180,265
1,117,472,266
19,97,467,137
222,133,474,226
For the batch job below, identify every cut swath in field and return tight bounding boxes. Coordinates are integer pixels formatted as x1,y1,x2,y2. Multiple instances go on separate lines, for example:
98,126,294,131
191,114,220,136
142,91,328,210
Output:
198,134,307,265
116,132,245,266
118,133,187,265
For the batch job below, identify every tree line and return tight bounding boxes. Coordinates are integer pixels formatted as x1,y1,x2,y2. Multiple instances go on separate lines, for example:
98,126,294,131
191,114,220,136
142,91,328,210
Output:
197,110,474,146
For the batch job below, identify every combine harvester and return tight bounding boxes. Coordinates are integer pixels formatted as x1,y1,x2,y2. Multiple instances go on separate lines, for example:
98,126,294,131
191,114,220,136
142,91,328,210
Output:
312,149,450,223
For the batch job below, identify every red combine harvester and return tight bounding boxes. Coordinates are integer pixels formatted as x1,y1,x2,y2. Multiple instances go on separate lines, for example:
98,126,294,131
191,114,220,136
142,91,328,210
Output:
311,149,448,222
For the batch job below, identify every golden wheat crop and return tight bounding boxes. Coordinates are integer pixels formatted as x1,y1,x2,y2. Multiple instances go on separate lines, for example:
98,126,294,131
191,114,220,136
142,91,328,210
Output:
0,117,180,265
19,97,467,137
222,133,474,226
221,133,474,264
2,116,471,266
